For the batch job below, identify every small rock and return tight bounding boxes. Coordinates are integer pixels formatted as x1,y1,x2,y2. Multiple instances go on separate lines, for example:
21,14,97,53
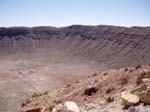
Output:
55,103,63,111
64,101,80,112
54,96,63,104
99,99,106,106
52,108,57,112
128,104,147,112
138,104,147,112
128,106,138,112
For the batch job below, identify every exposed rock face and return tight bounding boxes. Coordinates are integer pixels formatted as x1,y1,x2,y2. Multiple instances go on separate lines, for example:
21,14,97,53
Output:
121,69,150,107
0,25,150,67
132,72,150,104
138,90,150,104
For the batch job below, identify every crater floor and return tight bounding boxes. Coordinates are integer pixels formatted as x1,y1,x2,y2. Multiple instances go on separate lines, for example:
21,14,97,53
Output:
0,51,104,112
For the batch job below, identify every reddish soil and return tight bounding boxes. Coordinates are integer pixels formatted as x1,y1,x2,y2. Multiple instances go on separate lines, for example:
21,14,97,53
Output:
19,65,150,112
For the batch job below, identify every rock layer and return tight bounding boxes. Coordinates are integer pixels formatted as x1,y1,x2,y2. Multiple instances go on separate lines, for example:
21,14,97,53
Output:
0,25,150,67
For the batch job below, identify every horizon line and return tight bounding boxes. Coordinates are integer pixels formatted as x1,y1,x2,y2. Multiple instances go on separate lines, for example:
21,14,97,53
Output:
0,24,150,28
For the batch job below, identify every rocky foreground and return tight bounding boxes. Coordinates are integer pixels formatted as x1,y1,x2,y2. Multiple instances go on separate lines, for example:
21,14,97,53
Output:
18,65,150,112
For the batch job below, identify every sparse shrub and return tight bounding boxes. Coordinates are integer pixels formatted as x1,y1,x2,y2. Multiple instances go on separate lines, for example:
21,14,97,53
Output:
66,83,72,87
129,69,133,73
135,65,142,70
94,79,98,83
83,97,87,101
32,92,38,97
87,76,91,78
124,68,128,72
106,96,114,103
92,71,99,76
76,80,79,83
21,99,31,107
32,92,42,97
103,72,108,76
46,106,53,112
119,75,129,85
84,86,98,96
116,68,120,70
44,91,48,95
25,99,31,104
21,102,26,107
106,86,114,94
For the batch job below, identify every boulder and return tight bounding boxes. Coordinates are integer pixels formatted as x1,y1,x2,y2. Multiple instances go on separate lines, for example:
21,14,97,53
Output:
121,92,139,107
131,78,150,104
64,101,80,112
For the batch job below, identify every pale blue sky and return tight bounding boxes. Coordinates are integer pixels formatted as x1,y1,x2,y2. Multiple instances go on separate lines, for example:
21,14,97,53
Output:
0,0,150,27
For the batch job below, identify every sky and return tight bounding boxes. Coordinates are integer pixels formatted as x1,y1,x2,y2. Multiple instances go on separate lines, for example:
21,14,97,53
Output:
0,0,150,27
